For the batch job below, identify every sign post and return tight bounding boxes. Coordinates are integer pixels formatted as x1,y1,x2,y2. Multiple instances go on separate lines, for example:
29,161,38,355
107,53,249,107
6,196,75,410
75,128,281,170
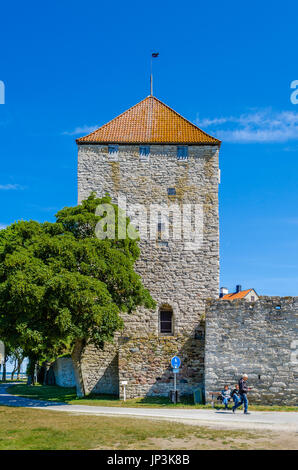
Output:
171,356,181,404
121,381,127,401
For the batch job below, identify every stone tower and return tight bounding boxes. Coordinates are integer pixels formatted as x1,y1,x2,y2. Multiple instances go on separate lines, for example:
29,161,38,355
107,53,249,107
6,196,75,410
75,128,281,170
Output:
77,96,221,398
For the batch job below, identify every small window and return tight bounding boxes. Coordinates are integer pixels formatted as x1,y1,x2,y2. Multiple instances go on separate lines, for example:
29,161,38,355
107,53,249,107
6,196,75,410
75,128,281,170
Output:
157,240,168,247
157,222,165,232
139,146,150,157
195,330,204,340
167,188,176,196
160,308,173,334
108,144,118,154
177,146,188,160
251,296,255,302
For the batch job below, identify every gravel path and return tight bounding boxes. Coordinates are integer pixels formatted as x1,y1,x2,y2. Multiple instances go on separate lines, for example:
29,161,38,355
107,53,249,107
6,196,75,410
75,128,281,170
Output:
1,383,297,432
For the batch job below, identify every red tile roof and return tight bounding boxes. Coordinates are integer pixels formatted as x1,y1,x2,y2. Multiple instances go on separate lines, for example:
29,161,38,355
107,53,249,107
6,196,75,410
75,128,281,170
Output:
222,289,254,300
76,96,220,145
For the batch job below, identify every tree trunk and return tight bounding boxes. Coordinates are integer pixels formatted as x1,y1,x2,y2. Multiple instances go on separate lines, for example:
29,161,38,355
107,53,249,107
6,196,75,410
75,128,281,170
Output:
2,362,6,382
27,358,36,385
2,361,6,381
71,340,86,397
11,358,17,381
16,355,24,381
17,362,21,381
43,361,51,385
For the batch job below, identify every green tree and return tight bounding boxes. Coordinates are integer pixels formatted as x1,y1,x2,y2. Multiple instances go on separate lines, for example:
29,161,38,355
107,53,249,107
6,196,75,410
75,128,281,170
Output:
0,193,155,395
8,346,25,381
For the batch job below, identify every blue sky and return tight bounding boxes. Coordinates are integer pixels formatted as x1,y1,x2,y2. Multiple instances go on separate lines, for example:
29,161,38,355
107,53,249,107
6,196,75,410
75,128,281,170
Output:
1,0,298,296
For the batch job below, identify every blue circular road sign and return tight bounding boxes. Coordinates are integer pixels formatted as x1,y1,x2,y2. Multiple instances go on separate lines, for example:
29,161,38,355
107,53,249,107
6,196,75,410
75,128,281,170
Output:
171,356,181,369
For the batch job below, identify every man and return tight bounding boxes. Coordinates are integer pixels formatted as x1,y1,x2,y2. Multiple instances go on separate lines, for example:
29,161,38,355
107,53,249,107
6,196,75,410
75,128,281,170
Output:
221,384,232,410
232,374,252,414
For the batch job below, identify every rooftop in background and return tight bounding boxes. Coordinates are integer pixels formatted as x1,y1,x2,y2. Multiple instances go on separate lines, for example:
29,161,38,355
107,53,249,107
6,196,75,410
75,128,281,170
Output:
76,95,221,145
221,288,259,301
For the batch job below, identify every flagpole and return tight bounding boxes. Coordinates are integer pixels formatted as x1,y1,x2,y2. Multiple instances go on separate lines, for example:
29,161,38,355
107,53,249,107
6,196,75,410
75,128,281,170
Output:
150,53,159,96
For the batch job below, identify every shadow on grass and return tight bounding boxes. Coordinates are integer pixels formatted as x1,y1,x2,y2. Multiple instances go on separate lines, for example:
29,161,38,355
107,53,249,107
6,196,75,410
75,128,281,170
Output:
0,380,26,384
0,383,67,408
5,384,76,403
6,384,208,408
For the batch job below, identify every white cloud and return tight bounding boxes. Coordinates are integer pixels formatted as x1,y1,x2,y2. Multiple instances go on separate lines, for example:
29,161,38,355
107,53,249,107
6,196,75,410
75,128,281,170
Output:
196,109,298,143
197,116,232,127
0,224,7,230
62,125,98,136
0,184,25,190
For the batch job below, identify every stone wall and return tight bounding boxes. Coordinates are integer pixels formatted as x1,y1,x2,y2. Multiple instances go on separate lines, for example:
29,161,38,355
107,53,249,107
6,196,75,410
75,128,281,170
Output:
118,332,205,399
78,326,205,399
81,342,119,395
53,357,76,388
205,297,298,405
77,143,220,397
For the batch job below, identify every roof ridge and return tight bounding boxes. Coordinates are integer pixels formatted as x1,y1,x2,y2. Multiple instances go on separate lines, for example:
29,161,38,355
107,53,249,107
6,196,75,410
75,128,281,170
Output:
148,95,153,141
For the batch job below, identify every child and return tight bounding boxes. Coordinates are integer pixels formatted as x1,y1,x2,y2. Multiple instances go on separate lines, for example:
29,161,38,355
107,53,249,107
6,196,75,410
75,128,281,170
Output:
231,384,240,407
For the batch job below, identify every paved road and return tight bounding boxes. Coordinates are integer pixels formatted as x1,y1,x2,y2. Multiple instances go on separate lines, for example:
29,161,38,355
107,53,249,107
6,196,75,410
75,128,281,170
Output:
1,383,297,432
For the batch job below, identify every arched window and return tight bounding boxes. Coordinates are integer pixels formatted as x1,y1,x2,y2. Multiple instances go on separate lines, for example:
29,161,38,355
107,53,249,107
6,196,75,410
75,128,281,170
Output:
159,306,173,335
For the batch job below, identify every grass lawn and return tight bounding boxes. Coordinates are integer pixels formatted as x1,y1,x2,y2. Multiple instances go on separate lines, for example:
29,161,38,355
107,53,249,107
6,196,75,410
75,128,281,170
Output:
7,384,298,412
0,405,296,450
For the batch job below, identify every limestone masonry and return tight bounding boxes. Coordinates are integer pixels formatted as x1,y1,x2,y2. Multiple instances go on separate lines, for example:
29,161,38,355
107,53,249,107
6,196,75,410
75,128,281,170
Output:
205,297,298,405
74,95,297,404
78,140,219,398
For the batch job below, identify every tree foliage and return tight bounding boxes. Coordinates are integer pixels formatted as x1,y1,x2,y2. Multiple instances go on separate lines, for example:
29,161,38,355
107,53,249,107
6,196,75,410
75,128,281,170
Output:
0,193,155,363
